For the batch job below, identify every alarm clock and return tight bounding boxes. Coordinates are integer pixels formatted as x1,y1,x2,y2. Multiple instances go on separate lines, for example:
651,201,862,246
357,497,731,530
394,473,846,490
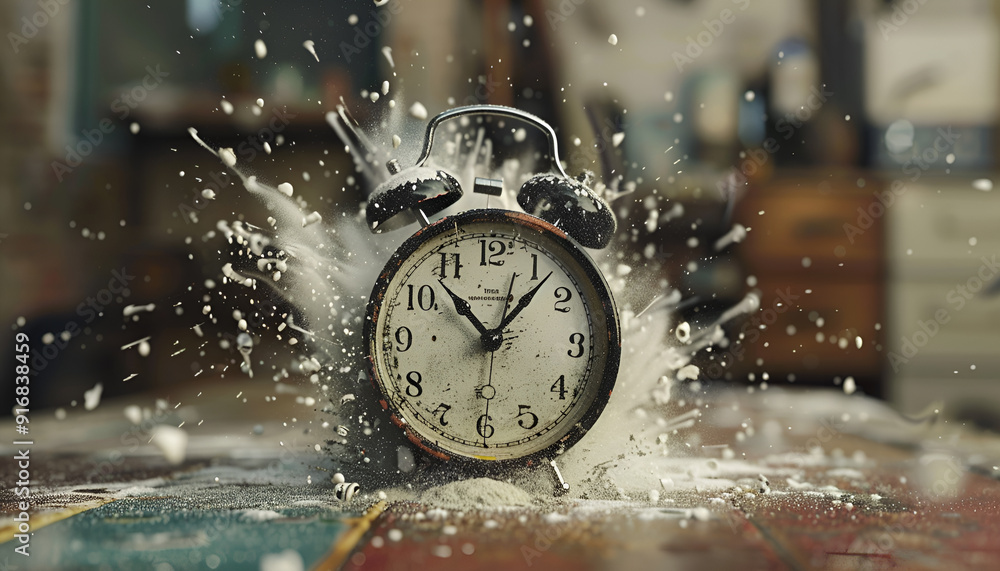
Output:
362,105,620,465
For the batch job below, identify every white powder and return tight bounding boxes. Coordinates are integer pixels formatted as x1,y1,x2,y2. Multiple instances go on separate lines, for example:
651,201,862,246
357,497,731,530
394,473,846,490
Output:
420,478,534,510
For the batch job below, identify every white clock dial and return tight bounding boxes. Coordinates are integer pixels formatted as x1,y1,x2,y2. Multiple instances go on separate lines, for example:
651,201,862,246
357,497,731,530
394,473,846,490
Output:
365,210,619,462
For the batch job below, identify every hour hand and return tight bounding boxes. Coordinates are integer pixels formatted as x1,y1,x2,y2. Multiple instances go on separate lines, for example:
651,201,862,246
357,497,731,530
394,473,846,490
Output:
438,280,489,336
496,272,552,331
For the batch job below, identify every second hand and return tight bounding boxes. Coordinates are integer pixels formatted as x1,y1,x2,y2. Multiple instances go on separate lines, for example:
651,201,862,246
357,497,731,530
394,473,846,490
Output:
482,273,515,448
482,350,494,448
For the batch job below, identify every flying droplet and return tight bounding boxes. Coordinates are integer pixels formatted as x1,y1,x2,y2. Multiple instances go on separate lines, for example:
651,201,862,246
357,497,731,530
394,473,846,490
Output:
303,40,319,61
220,148,237,167
410,102,428,120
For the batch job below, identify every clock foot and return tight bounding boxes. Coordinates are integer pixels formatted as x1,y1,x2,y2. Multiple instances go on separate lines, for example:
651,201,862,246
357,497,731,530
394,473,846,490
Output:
550,459,570,496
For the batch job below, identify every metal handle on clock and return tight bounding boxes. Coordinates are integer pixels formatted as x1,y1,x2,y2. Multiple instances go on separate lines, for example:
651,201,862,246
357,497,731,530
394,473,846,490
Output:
415,105,616,249
412,104,570,179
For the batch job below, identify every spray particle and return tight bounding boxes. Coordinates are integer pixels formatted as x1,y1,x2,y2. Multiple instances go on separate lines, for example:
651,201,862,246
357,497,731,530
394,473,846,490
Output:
278,182,294,197
124,405,142,424
608,34,618,46
254,38,267,59
83,383,103,411
303,211,323,227
123,303,156,317
843,376,857,395
677,364,699,381
973,178,993,192
151,426,188,465
220,148,237,167
303,39,319,61
676,322,691,344
410,102,429,120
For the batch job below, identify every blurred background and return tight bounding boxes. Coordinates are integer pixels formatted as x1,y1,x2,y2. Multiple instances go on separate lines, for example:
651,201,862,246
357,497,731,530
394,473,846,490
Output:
2,0,1000,429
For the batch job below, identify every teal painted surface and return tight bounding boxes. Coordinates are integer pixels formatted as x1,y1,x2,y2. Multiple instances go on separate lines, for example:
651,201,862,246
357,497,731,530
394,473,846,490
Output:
13,497,351,570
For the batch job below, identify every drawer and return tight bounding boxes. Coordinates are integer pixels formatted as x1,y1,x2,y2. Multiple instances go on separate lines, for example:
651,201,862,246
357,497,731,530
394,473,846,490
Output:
737,183,881,274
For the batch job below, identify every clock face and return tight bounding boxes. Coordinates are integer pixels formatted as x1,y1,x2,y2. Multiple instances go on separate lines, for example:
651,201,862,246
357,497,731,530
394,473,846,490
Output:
364,209,620,462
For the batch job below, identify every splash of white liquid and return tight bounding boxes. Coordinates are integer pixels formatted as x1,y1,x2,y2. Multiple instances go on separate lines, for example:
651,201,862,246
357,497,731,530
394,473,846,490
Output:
303,40,319,61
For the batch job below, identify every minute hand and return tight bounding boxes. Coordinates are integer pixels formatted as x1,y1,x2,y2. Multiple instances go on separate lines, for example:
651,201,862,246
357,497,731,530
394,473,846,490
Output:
495,272,552,332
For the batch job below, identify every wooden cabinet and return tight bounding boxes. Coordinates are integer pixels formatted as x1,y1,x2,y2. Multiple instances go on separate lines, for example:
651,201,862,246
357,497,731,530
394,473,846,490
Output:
732,174,885,395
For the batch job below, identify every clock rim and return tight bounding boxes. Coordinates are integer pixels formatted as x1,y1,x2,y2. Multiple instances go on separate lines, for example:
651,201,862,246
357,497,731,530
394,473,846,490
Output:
363,208,621,465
